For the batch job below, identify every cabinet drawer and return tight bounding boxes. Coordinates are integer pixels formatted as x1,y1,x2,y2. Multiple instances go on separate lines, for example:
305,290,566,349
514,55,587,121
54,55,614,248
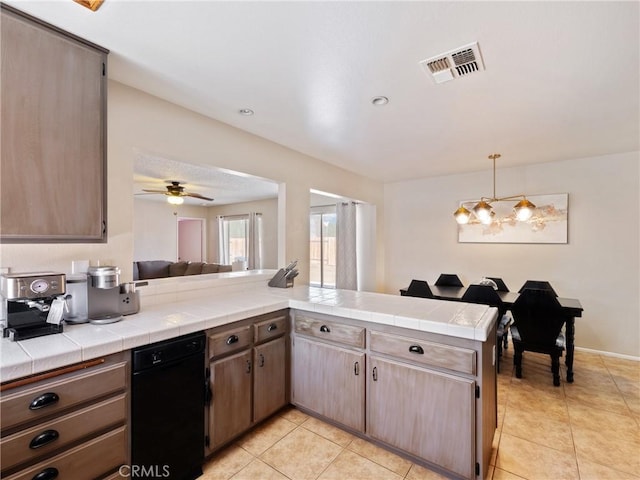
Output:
254,314,287,344
3,426,126,480
370,331,476,375
1,394,126,471
209,325,252,359
294,315,365,348
1,362,127,432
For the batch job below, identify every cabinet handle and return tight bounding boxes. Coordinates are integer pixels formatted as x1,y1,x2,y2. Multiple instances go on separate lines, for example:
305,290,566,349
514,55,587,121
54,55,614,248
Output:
259,353,265,367
29,430,59,449
409,345,425,355
372,366,378,381
354,362,359,376
267,324,278,332
29,392,59,410
246,360,252,374
226,335,239,345
319,325,331,333
32,468,59,480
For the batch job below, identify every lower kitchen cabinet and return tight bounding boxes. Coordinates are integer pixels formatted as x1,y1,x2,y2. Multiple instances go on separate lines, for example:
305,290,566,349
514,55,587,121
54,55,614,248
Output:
292,335,365,432
0,353,128,479
207,310,290,453
209,349,252,449
253,336,286,423
368,356,476,479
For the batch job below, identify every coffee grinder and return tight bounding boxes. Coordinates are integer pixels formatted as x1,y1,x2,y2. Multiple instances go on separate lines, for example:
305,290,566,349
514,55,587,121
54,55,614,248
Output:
1,272,66,341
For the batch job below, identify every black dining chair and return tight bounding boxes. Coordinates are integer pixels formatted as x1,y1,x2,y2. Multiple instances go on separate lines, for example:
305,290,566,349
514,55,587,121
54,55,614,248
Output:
461,285,512,372
486,277,510,292
518,280,558,296
509,288,567,386
402,279,434,299
434,274,464,287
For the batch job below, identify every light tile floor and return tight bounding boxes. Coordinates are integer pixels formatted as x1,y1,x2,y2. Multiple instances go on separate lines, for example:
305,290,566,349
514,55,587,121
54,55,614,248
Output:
200,349,640,480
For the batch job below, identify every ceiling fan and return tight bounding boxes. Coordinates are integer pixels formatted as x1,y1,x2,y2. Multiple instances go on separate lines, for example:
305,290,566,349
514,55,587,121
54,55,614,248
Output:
140,181,214,205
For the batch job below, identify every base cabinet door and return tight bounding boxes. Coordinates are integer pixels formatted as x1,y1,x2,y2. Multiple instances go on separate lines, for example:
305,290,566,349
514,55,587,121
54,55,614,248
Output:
292,336,365,432
253,336,287,423
368,356,476,479
210,350,252,449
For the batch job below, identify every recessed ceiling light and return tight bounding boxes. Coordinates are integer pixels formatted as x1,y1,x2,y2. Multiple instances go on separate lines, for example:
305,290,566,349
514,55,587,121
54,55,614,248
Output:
371,96,389,106
239,108,254,116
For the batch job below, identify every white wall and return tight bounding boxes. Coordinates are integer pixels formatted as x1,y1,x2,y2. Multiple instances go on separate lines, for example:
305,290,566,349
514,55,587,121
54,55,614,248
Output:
384,151,640,357
133,199,209,261
207,198,279,269
0,81,384,288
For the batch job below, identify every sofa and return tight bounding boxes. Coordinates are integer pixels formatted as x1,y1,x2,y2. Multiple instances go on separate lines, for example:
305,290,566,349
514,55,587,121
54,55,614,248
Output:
133,260,232,281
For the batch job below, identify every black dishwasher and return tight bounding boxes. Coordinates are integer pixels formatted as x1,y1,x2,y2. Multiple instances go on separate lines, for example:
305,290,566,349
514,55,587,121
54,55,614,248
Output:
131,331,206,480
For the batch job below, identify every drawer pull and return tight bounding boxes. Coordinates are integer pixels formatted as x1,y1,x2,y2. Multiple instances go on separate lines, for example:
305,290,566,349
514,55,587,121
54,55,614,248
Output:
32,467,59,480
372,366,378,381
29,429,60,449
319,325,331,333
354,361,360,376
409,345,425,355
29,392,60,410
226,335,239,345
267,323,278,332
259,353,265,367
246,360,252,374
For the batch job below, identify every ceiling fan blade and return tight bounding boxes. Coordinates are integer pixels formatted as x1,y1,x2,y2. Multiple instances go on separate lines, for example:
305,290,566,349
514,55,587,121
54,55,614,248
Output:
142,189,168,194
185,192,214,201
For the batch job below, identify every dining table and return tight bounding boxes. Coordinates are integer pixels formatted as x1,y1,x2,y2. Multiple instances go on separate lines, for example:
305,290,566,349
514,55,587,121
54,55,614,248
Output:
401,284,583,382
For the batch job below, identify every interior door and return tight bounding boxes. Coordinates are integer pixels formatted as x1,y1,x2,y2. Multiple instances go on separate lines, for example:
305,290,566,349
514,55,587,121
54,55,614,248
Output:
178,217,204,262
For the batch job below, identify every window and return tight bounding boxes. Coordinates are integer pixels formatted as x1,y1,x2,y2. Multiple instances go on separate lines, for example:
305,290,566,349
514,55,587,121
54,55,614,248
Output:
218,213,262,268
309,206,336,287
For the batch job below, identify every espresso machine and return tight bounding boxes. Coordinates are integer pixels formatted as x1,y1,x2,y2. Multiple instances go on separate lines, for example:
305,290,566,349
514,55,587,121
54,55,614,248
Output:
1,272,67,341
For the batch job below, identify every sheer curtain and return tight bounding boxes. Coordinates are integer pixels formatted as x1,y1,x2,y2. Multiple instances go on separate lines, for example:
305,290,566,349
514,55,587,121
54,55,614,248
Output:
336,202,358,290
217,215,229,264
335,201,377,291
247,212,263,270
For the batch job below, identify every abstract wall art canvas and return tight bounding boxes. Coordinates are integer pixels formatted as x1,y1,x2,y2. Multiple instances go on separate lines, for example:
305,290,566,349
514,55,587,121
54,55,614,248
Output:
457,193,568,244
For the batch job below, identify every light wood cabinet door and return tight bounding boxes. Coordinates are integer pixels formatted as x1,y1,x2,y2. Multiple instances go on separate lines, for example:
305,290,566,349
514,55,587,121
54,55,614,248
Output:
253,336,286,423
210,350,252,449
368,356,476,479
292,336,365,432
0,6,107,242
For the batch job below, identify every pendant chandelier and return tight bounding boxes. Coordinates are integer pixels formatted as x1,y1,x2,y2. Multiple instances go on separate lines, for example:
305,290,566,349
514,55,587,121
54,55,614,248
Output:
453,154,536,225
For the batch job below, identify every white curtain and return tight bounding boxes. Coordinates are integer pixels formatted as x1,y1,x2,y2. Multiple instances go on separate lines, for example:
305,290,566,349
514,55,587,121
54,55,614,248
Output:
356,203,376,292
217,215,229,264
247,212,263,270
336,202,358,290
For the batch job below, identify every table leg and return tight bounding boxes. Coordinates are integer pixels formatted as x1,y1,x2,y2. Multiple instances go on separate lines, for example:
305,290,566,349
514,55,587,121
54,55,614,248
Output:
565,318,575,383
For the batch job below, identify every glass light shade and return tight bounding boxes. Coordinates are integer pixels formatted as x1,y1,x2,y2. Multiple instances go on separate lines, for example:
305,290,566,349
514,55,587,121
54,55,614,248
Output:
513,199,535,221
473,201,493,222
480,211,495,225
453,206,471,224
167,195,184,205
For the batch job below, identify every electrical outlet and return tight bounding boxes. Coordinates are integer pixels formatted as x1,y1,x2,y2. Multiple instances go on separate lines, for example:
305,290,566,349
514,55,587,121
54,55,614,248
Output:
0,267,9,275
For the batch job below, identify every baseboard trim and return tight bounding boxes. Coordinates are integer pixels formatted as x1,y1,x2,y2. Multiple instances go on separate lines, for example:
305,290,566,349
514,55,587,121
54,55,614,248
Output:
575,346,640,362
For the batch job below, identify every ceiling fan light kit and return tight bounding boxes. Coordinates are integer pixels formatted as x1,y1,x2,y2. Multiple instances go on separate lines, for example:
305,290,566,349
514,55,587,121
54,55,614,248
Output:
454,154,536,225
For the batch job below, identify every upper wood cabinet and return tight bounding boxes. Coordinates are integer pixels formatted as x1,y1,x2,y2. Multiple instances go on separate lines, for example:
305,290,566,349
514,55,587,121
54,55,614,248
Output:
0,5,108,242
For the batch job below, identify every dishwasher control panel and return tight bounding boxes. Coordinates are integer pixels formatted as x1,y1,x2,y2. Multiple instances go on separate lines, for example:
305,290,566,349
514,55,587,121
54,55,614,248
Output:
132,332,206,372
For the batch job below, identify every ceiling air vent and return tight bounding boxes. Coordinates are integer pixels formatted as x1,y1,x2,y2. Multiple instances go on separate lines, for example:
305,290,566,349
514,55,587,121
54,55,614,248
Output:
419,42,484,84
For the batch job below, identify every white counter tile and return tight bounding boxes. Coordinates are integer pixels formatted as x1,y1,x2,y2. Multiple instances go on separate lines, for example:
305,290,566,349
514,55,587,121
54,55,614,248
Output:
1,282,496,382
0,341,33,381
18,335,82,373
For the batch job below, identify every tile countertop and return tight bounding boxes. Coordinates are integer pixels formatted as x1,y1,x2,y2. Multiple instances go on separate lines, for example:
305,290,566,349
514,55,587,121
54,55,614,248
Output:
0,283,497,383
